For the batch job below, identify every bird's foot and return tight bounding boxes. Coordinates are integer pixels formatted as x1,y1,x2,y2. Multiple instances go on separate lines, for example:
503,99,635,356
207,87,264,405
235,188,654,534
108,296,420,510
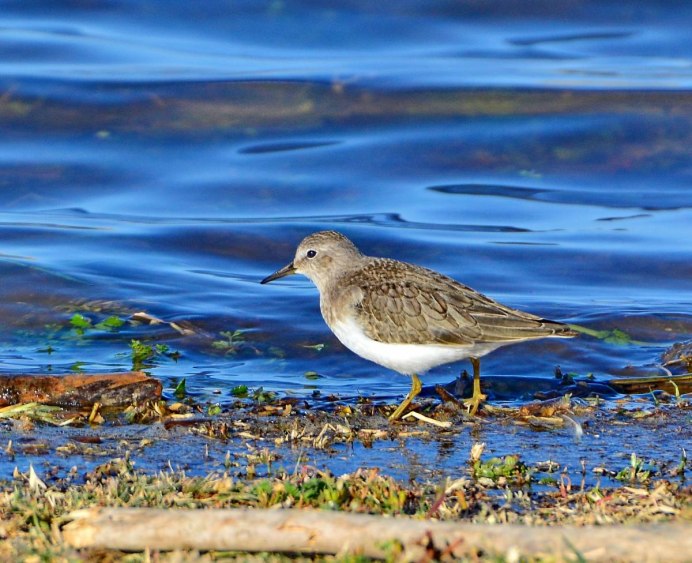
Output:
388,399,413,421
389,374,422,422
463,392,487,416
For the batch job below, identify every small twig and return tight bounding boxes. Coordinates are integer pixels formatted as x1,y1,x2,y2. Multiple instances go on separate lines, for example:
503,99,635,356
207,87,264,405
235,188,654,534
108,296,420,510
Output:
434,385,462,406
402,411,452,428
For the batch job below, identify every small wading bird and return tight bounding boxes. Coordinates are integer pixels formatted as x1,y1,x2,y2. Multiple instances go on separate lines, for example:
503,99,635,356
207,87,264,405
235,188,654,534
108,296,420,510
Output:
261,231,576,420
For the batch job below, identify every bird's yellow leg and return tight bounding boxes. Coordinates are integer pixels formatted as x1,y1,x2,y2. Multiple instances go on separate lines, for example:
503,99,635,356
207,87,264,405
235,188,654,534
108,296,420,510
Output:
389,373,422,421
463,357,487,416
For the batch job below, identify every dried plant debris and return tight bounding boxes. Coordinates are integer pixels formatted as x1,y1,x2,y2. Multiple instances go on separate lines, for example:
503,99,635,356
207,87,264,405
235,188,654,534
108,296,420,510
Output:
0,454,689,562
0,319,690,561
0,386,689,561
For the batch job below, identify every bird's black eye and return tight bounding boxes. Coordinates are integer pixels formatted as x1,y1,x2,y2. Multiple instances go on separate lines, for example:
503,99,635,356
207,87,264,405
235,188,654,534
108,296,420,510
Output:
306,249,317,259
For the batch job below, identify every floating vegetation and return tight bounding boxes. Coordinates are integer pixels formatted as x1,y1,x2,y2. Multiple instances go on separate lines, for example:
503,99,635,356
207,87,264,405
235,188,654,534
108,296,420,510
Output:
231,384,249,398
173,378,187,399
472,454,531,487
211,329,249,355
569,324,649,346
129,339,179,370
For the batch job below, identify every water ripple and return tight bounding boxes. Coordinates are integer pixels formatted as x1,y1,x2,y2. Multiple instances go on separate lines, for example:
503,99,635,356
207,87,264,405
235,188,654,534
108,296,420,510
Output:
238,140,340,154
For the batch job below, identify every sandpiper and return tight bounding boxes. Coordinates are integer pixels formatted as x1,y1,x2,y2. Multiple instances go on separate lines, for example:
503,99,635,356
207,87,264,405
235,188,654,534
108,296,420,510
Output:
261,230,576,420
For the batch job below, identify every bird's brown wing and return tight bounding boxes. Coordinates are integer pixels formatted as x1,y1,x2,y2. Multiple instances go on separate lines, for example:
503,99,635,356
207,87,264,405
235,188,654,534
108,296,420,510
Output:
348,259,574,346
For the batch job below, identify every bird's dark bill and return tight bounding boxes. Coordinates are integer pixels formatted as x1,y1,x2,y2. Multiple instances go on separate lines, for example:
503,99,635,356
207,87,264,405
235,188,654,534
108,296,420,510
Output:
260,262,296,284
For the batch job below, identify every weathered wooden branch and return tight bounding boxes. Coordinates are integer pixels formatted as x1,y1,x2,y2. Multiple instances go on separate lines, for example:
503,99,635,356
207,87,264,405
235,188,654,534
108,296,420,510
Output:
62,507,691,561
0,372,161,407
607,373,692,395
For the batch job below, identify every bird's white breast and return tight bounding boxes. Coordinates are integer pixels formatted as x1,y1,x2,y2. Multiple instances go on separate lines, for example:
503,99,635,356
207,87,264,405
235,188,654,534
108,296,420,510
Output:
329,315,503,375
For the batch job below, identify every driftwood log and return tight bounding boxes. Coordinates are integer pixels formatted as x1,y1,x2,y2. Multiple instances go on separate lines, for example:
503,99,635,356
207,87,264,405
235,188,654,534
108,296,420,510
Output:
0,372,161,407
607,373,692,395
62,507,691,562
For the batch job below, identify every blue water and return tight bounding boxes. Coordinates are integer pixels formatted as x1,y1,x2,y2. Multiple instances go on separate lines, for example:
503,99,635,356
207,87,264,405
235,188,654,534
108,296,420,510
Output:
1,1,691,414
